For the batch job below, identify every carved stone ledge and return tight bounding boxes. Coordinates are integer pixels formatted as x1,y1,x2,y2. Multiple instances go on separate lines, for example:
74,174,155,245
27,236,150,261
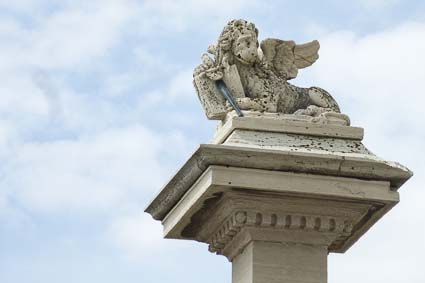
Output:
145,119,411,270
156,163,397,263
208,210,354,260
212,111,363,144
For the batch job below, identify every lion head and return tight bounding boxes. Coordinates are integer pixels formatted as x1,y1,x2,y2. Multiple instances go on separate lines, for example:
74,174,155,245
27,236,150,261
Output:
216,19,259,66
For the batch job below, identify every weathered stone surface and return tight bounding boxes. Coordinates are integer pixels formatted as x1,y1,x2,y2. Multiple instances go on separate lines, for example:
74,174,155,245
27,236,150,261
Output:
225,130,368,154
151,158,402,283
145,113,412,283
211,111,363,144
212,110,358,144
145,115,411,221
233,241,327,283
193,74,227,119
193,19,343,120
160,165,398,257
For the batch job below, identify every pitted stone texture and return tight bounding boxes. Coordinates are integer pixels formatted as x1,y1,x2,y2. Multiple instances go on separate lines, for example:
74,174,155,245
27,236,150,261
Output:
212,111,361,144
225,130,370,156
145,144,411,222
144,113,412,283
193,19,342,120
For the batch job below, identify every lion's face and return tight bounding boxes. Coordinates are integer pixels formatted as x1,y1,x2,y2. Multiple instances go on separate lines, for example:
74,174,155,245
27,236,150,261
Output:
232,31,259,65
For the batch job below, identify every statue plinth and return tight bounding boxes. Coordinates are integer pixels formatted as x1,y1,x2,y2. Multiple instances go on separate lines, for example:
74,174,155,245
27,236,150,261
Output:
145,112,411,283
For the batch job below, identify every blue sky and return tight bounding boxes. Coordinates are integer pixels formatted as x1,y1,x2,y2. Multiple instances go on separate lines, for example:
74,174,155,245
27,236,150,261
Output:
0,1,424,282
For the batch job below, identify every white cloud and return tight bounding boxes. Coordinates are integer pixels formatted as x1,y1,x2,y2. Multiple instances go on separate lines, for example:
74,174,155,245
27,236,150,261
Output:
299,22,425,136
102,47,176,97
0,74,50,116
167,69,194,100
137,68,197,114
1,125,165,214
0,0,53,15
0,73,50,157
139,0,267,33
106,212,167,259
0,0,145,150
0,0,165,76
358,0,400,10
28,0,136,70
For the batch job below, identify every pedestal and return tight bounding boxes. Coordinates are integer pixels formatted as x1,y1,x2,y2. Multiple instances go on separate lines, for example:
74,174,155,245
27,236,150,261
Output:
145,111,412,283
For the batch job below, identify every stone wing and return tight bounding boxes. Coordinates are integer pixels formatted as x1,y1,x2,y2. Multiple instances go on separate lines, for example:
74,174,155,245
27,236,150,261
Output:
260,38,320,80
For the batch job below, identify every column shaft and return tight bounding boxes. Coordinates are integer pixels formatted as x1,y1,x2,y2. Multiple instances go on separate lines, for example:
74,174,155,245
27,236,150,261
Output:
232,241,327,283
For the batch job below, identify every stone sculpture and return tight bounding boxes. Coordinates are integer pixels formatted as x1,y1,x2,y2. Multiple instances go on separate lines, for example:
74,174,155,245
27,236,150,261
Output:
193,19,347,123
147,18,413,283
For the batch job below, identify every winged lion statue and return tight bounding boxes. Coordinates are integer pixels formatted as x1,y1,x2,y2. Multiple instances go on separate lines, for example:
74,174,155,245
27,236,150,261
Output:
193,19,346,123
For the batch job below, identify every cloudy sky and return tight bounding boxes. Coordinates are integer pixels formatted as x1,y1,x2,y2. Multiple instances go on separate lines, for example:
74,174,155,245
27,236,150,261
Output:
0,0,424,282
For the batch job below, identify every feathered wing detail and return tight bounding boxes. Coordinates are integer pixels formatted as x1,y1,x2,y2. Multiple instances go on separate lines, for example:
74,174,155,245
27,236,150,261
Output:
260,38,320,80
293,40,320,68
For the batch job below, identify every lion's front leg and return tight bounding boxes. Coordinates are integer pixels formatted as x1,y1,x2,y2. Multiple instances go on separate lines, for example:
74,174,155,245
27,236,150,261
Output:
294,105,332,116
294,105,350,125
225,97,262,112
225,96,277,113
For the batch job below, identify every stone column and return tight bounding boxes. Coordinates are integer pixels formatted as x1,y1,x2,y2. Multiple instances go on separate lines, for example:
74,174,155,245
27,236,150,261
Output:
232,241,327,283
145,111,412,283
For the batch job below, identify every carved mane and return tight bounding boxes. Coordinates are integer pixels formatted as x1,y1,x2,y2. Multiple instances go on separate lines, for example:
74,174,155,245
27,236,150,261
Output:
215,19,258,66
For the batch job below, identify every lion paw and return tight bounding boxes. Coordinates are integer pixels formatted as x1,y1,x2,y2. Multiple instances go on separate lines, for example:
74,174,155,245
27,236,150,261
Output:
294,105,332,116
294,105,350,126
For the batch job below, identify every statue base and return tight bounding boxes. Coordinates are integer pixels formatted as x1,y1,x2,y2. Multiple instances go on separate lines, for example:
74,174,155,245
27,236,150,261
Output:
145,111,411,283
